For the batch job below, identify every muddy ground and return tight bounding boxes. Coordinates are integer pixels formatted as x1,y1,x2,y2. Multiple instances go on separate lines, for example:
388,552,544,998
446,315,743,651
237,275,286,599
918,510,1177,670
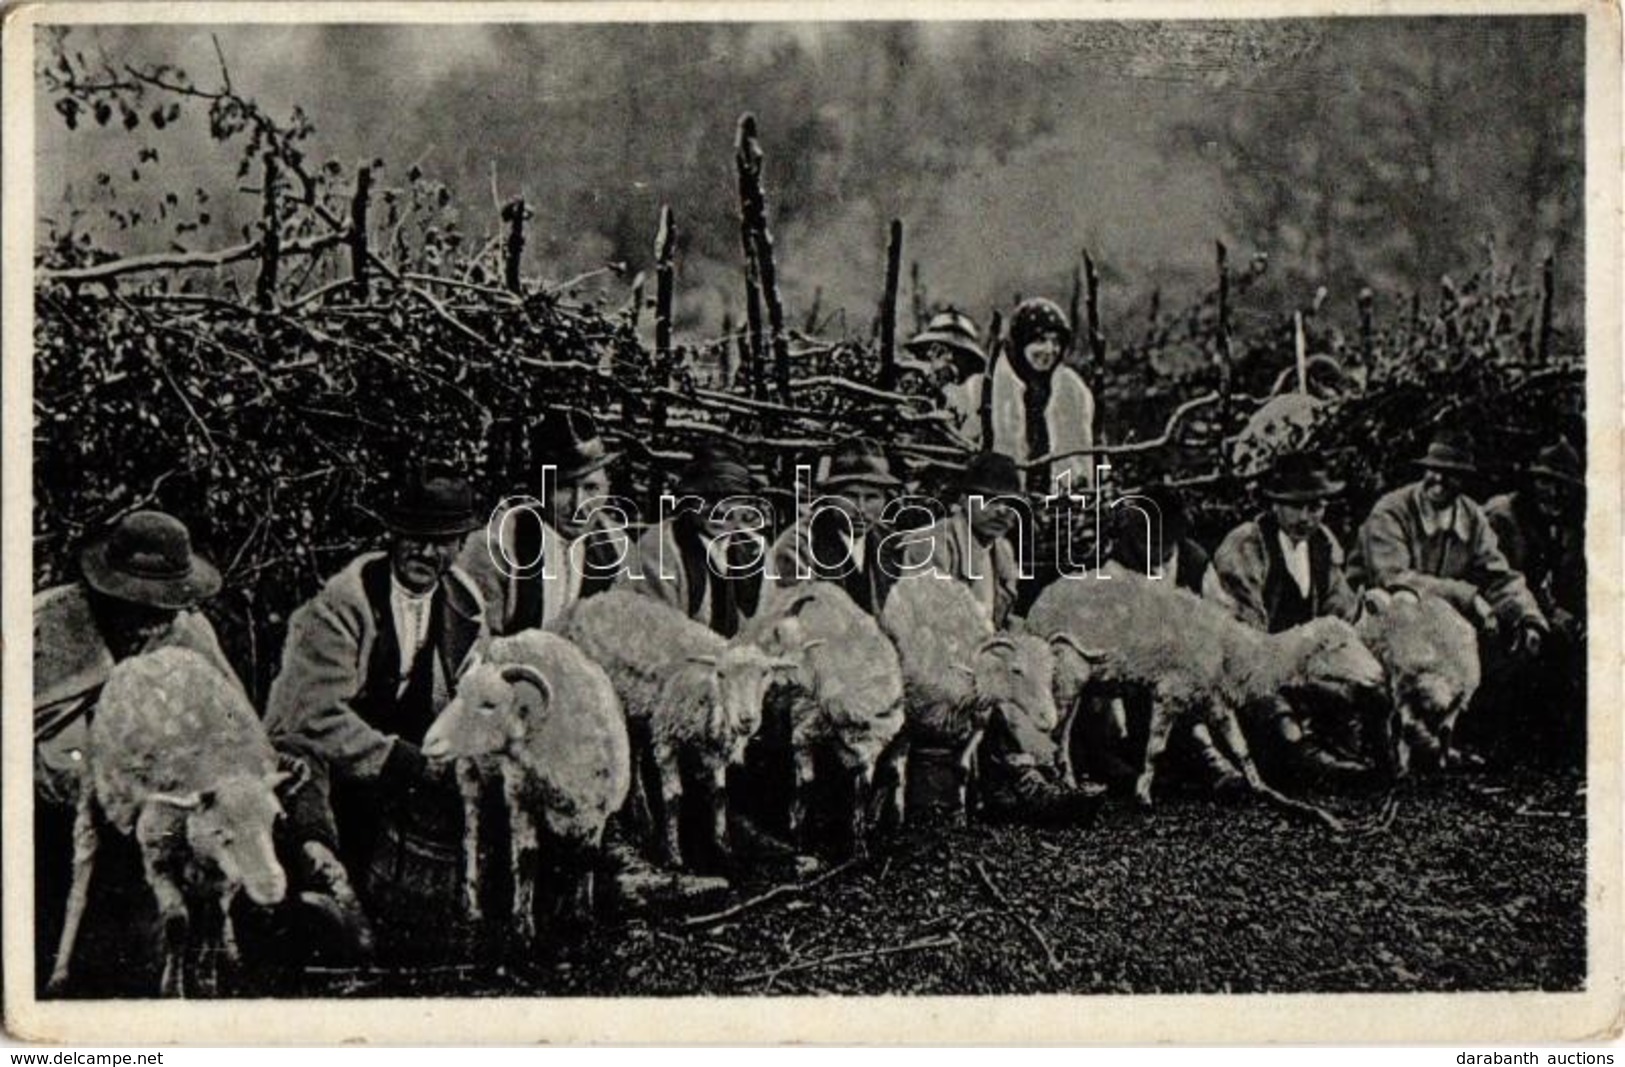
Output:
300,767,1586,997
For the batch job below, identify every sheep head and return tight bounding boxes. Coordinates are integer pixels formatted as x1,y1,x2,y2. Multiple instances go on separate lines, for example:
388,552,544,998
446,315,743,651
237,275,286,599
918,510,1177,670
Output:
1046,631,1111,711
152,772,289,907
423,661,550,761
691,644,801,752
1276,617,1386,703
969,633,1062,733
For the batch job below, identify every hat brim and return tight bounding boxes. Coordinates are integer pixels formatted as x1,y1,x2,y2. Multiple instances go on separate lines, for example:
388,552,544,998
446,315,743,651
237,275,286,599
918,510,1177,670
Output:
904,334,988,378
1528,465,1584,487
1262,482,1344,503
80,540,222,610
822,471,903,491
549,450,620,484
1415,457,1478,475
383,512,484,539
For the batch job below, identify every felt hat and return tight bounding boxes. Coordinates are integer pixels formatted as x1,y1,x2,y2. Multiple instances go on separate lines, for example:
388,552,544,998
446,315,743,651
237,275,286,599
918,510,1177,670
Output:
1527,439,1583,487
675,445,763,498
383,467,483,538
530,407,619,484
1262,452,1345,503
818,438,903,491
80,511,222,610
958,452,1023,497
1414,435,1478,475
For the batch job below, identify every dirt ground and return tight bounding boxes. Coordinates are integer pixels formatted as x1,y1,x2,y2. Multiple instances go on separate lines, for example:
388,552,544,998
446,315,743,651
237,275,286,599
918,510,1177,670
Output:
300,766,1586,998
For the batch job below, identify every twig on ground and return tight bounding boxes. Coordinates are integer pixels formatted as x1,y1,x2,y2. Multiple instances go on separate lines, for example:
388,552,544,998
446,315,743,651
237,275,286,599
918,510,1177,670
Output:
681,858,862,929
973,859,1062,973
732,934,960,986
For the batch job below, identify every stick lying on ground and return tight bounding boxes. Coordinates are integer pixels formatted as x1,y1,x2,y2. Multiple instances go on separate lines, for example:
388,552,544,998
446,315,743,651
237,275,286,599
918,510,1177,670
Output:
681,858,862,929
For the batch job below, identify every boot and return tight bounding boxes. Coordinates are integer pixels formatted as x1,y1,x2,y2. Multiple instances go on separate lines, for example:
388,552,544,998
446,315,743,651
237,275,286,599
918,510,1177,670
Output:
981,755,1108,826
603,838,730,913
295,840,375,962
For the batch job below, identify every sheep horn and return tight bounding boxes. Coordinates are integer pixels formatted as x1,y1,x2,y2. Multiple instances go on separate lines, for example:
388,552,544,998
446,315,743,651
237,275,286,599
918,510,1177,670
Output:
687,654,719,667
499,663,553,716
1049,632,1109,662
147,791,203,811
976,635,1017,657
783,593,819,617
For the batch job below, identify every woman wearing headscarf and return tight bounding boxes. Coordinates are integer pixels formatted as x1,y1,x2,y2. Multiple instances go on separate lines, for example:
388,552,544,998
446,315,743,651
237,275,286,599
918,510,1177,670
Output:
989,297,1097,495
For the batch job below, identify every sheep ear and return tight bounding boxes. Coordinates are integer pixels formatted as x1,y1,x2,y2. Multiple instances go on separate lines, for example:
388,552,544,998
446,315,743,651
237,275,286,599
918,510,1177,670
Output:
148,792,203,811
796,639,826,656
263,770,294,793
500,664,552,720
688,654,719,667
1049,632,1109,663
951,663,976,680
767,656,802,675
1358,590,1388,620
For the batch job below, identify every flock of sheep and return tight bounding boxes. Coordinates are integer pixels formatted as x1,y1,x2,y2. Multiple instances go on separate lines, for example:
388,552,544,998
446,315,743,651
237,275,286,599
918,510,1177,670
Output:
52,566,1481,994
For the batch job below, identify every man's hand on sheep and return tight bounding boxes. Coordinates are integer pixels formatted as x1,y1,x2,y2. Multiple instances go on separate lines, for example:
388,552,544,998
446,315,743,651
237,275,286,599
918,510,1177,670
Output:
1512,622,1544,660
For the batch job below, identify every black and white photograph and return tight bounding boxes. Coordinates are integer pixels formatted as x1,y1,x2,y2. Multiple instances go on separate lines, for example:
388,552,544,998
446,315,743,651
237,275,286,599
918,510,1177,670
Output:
3,2,1620,1045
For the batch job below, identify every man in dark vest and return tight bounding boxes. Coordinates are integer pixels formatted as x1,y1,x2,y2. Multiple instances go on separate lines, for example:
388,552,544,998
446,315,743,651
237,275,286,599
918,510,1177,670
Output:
266,467,486,960
461,407,632,635
764,437,902,617
1206,452,1367,784
1207,452,1357,632
624,445,766,638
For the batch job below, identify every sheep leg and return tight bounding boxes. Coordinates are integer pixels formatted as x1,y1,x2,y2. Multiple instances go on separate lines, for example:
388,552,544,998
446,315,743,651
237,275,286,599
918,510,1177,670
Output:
653,741,685,869
958,727,987,825
1135,695,1180,809
46,789,100,995
1208,705,1348,832
502,761,540,946
706,762,733,868
146,866,191,998
872,735,909,834
787,747,818,850
1056,698,1082,787
455,757,485,925
848,764,875,860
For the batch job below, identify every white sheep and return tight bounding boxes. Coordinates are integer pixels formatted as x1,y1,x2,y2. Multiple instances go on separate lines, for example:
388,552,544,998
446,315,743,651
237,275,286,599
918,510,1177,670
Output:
1026,563,1387,829
559,590,798,871
880,575,1091,822
1354,587,1482,774
422,630,630,939
743,585,906,856
49,646,288,998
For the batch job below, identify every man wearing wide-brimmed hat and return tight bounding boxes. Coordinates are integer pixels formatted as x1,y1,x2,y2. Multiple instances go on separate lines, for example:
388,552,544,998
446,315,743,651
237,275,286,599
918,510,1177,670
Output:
901,309,988,445
623,444,767,638
266,465,487,959
1349,432,1546,648
33,511,247,992
898,452,1107,825
1195,453,1371,788
1485,438,1585,632
1207,452,1358,634
1483,438,1586,763
460,407,632,635
764,437,905,617
898,452,1026,629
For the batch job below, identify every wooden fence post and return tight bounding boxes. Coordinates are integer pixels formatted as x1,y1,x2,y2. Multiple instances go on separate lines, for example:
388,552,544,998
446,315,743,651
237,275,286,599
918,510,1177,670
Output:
1359,287,1375,370
734,115,767,400
256,152,280,312
1083,248,1105,364
654,204,676,361
735,114,792,405
349,164,371,301
1215,240,1232,478
910,261,925,333
879,219,903,390
503,197,527,295
1537,253,1555,364
980,310,1002,452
